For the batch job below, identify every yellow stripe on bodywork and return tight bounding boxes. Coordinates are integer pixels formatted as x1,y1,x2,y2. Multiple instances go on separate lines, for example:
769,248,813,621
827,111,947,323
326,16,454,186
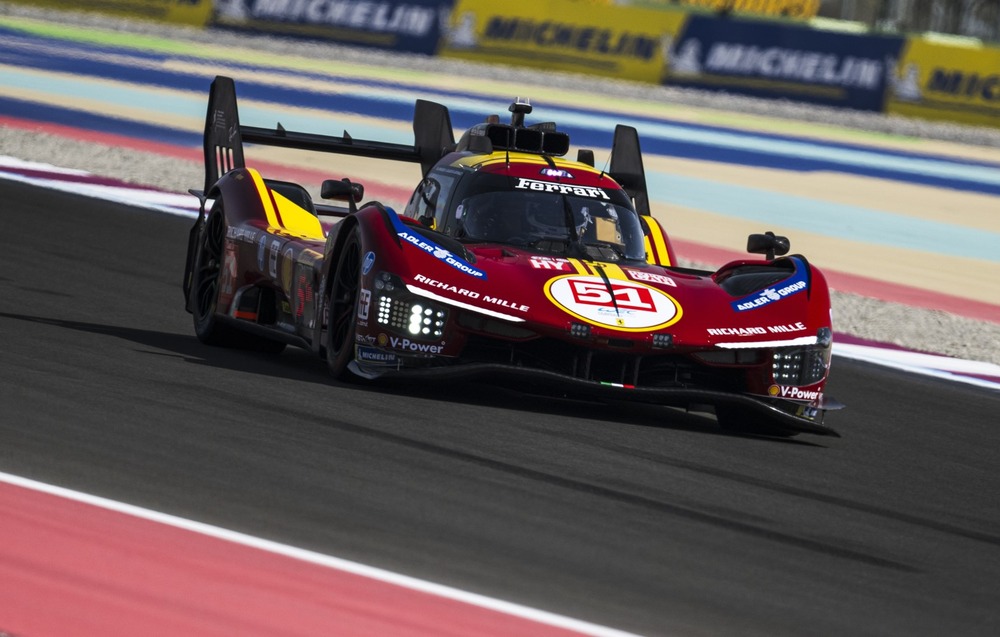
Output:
452,152,604,175
566,260,628,279
643,216,672,266
567,258,589,275
271,190,325,239
592,263,628,280
247,168,280,228
247,168,324,239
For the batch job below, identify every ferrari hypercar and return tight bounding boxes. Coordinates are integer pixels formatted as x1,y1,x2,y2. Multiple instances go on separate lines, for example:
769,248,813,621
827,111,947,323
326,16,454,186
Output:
183,76,842,437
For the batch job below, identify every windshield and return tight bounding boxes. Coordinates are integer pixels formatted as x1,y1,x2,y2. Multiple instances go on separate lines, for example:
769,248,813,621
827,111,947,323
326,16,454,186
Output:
447,175,646,262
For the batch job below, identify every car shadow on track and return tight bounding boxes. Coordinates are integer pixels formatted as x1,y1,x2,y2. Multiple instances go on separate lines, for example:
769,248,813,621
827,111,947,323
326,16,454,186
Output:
379,379,826,447
1,311,824,446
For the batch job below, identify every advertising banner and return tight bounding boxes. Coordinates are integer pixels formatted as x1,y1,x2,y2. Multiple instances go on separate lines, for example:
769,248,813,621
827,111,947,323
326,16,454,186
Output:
886,37,1000,129
664,15,905,111
9,0,213,26
663,0,820,20
211,0,454,55
439,0,688,84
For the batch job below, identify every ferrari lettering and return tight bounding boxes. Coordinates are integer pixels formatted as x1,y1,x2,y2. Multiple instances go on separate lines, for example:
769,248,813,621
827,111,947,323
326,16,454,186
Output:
413,274,480,298
515,178,610,200
389,337,444,354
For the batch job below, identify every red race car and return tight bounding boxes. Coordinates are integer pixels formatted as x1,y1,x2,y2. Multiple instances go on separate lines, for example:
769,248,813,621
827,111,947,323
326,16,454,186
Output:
184,76,842,437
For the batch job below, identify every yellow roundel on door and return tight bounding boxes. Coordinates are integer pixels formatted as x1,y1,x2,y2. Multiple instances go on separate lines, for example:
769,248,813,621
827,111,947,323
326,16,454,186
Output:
544,275,682,332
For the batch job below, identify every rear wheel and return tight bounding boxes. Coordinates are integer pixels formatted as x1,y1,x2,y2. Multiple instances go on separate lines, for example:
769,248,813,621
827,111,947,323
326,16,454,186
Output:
190,201,285,354
326,226,362,380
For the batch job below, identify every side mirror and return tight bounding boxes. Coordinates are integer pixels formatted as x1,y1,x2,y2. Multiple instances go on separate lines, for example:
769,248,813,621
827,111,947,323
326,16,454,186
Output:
747,231,790,261
321,179,365,214
414,178,440,228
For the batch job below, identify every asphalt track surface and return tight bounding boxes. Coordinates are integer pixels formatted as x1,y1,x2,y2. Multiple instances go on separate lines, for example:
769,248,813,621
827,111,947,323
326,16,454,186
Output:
3,179,1000,636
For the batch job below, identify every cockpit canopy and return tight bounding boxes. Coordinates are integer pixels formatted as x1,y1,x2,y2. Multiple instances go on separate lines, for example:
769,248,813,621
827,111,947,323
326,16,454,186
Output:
406,170,646,262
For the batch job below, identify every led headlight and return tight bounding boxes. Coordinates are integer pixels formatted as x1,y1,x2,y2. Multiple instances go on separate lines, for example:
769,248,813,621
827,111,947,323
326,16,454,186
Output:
375,273,446,338
773,347,829,385
569,323,590,338
652,333,673,348
772,328,832,386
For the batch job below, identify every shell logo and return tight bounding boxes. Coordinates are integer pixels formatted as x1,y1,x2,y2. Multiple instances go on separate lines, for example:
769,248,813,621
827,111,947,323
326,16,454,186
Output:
544,275,682,332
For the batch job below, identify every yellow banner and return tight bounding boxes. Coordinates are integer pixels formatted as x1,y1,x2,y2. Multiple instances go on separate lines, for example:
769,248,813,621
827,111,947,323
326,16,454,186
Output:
440,0,688,83
886,37,1000,128
672,0,819,19
11,0,213,27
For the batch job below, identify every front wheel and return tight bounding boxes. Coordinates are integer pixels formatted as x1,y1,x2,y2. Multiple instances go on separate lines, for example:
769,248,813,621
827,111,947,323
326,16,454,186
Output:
326,226,362,380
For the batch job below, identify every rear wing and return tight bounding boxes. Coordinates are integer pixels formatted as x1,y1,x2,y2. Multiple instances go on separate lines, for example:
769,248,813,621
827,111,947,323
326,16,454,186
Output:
202,75,455,196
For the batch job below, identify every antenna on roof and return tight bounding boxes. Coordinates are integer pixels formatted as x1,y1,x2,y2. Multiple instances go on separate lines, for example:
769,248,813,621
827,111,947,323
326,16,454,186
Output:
509,97,532,128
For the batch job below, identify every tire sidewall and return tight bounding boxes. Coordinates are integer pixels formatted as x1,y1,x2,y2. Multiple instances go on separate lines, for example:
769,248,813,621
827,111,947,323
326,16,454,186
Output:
326,226,361,379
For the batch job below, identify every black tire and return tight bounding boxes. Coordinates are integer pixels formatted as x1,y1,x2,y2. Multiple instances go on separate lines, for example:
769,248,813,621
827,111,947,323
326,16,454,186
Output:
326,226,362,380
190,201,285,354
715,404,799,438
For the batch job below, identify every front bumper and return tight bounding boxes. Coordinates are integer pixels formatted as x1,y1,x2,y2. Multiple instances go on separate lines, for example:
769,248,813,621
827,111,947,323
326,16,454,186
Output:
348,360,842,437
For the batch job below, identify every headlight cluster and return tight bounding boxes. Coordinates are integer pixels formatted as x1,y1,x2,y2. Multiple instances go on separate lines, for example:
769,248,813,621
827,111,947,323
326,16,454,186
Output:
374,272,446,338
773,346,829,385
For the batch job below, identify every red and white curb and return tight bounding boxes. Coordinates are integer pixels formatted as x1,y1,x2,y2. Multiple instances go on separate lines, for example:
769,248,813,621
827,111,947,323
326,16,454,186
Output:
0,471,641,637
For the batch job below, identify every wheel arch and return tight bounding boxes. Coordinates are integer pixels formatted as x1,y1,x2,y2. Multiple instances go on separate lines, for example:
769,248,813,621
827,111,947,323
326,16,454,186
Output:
312,214,361,355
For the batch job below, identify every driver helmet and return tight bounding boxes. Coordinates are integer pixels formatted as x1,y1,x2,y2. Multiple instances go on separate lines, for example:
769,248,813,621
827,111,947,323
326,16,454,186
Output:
459,196,519,241
524,201,591,238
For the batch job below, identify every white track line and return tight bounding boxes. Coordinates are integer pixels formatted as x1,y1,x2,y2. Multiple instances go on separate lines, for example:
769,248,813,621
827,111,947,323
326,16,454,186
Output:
0,471,644,637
